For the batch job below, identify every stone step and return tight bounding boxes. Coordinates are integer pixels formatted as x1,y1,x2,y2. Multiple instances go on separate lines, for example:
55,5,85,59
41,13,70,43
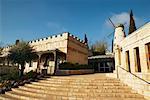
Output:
12,88,45,98
40,78,120,82
25,83,131,90
19,85,136,94
45,78,120,82
5,91,43,100
0,74,146,100
20,86,135,93
34,81,127,86
10,88,144,98
51,74,113,79
51,76,115,80
39,79,121,84
0,93,145,100
0,94,17,100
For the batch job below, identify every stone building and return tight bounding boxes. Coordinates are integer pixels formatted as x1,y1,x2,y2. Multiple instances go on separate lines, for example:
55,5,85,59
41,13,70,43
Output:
88,55,115,73
113,22,150,99
0,32,88,75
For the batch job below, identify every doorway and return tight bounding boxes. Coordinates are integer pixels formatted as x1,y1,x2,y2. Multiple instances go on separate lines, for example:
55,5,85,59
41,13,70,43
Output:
126,51,131,72
134,47,141,72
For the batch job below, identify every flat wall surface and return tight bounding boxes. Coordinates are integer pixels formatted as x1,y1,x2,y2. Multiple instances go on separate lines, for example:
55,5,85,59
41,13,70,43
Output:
120,22,150,73
117,66,150,99
114,22,150,99
67,35,88,64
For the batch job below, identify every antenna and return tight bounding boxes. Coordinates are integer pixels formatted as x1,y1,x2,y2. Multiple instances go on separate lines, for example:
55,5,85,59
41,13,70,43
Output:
108,18,116,28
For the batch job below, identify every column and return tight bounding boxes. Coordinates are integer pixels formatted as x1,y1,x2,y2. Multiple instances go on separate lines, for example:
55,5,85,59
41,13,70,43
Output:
37,54,41,74
114,45,121,71
54,50,58,74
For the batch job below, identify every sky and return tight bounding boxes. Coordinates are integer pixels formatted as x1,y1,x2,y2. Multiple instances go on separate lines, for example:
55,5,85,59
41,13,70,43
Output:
0,0,150,50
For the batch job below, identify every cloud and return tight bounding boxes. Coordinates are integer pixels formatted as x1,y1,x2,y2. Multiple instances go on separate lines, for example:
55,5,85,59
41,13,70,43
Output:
105,12,145,28
47,22,67,32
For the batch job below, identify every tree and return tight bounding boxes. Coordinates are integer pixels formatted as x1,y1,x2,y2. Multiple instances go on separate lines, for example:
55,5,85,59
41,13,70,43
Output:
0,47,3,55
128,10,136,35
90,40,107,55
8,41,37,77
0,47,3,64
0,42,3,55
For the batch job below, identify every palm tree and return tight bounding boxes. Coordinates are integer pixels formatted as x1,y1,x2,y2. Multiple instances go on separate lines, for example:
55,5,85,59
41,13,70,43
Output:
8,41,37,77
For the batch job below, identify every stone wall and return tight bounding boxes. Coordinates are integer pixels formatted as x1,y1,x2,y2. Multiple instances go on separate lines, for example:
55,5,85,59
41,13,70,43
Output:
114,22,150,99
29,32,68,53
117,66,150,99
1,32,88,73
67,34,88,64
120,22,150,74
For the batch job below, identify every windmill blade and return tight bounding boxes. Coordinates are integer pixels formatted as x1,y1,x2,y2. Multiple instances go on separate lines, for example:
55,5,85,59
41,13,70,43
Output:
108,18,116,28
107,31,114,38
111,39,114,53
123,22,127,26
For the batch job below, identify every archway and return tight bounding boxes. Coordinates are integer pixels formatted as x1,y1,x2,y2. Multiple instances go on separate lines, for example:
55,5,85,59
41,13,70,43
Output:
40,53,55,75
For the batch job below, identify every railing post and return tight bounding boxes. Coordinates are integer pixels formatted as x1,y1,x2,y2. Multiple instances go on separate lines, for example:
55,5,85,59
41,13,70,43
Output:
117,65,119,79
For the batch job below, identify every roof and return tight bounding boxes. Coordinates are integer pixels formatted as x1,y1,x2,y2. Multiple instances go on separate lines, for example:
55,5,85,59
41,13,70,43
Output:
88,55,114,59
37,49,66,55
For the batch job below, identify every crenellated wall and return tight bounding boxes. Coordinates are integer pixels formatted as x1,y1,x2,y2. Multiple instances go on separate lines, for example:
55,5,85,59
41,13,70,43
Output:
1,32,88,65
67,34,88,64
28,32,69,53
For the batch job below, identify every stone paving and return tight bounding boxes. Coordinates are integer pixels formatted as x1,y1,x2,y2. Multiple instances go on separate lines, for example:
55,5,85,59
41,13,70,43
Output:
0,74,146,100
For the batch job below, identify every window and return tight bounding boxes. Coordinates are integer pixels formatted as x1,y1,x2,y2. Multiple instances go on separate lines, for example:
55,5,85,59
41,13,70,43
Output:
145,42,150,71
134,47,141,72
126,51,131,72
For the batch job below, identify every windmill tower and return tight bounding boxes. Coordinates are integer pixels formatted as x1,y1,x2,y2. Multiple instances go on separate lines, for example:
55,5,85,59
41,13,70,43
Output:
114,24,126,47
108,18,126,72
108,18,126,53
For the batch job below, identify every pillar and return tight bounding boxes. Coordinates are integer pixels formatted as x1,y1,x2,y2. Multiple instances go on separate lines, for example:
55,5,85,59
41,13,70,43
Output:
37,54,41,74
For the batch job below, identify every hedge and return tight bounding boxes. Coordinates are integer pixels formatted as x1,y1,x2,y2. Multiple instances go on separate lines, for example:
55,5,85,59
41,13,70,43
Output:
59,62,93,70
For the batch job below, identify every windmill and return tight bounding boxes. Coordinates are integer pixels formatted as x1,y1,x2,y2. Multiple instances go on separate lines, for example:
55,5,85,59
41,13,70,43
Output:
106,18,116,53
107,18,127,53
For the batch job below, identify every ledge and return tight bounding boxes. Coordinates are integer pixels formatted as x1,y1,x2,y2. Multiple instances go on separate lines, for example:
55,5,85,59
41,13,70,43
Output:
55,69,94,76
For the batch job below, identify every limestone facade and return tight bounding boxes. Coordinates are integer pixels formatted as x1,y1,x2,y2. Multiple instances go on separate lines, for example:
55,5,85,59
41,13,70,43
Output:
1,32,88,74
113,22,150,99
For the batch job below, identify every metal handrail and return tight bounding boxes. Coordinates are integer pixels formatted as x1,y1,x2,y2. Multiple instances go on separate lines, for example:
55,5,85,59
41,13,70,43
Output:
117,66,150,84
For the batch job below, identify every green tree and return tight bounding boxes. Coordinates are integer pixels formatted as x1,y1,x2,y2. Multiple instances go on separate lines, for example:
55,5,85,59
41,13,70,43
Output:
90,40,107,55
8,41,37,77
0,47,3,55
0,42,3,55
0,47,3,64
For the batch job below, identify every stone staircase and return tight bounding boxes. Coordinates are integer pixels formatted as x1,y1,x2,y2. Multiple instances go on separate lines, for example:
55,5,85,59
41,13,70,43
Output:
0,74,146,100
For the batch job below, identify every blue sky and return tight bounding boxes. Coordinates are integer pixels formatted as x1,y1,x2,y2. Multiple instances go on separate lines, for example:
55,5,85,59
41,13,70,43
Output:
0,0,150,49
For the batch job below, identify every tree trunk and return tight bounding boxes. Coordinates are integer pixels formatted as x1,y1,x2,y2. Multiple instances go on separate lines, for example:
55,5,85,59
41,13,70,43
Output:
20,63,25,77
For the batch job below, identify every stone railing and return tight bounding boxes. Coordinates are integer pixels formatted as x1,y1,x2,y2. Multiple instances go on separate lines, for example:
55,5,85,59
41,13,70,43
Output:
117,66,150,99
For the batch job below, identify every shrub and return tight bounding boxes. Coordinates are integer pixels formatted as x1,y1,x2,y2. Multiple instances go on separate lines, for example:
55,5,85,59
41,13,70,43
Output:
24,70,38,79
59,62,93,70
0,65,19,82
